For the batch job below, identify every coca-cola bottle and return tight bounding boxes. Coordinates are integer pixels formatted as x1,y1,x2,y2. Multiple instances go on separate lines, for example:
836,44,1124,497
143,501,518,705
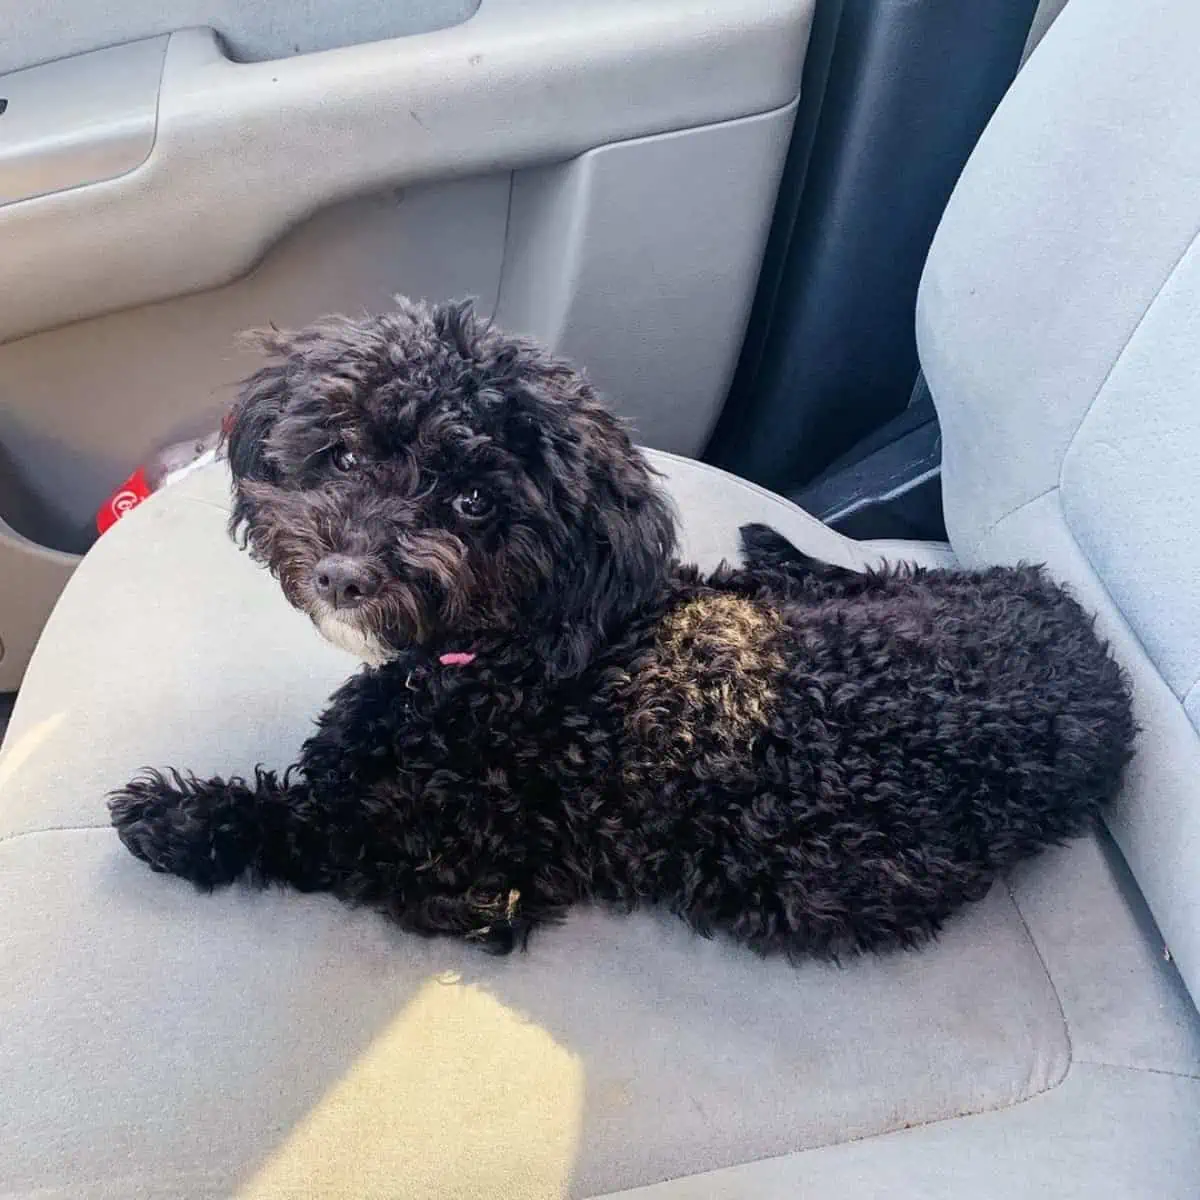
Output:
92,429,223,540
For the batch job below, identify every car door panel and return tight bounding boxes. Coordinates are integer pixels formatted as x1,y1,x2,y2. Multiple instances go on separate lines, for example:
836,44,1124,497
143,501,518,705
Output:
0,4,811,343
0,0,479,76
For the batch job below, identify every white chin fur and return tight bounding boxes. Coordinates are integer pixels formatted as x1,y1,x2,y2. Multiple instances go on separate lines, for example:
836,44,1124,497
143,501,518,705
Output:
314,612,394,666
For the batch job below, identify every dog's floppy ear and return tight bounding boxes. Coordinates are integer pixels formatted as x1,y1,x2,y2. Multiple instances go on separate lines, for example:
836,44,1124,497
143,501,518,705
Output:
225,330,298,484
530,423,678,678
224,330,294,542
547,487,676,678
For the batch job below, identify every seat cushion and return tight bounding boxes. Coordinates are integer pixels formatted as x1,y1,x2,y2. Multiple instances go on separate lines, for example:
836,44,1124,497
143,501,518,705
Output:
1,453,1193,1198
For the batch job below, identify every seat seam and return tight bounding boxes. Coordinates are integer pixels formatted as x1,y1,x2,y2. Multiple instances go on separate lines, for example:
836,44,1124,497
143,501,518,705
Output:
1072,1055,1200,1081
15,829,1189,1178
965,221,1200,563
1003,876,1074,1095
599,1060,1200,1198
1057,222,1200,494
972,484,1058,558
175,495,233,516
978,491,1194,740
979,492,1200,989
0,822,107,850
636,880,1082,1184
1051,228,1200,711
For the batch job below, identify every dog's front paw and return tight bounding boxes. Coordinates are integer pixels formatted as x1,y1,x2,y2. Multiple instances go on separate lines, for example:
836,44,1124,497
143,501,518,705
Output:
109,770,252,888
463,888,552,955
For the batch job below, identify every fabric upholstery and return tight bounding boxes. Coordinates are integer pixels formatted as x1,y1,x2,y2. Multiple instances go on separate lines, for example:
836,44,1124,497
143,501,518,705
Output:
918,0,1200,554
595,1067,1200,1199
969,494,1200,1025
0,833,1070,1199
593,845,1200,1197
1007,834,1200,1077
917,0,1200,1004
1058,238,1200,710
0,456,1092,1199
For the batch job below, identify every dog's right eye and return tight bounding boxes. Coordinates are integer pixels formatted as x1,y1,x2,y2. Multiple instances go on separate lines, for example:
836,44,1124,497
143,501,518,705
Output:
452,487,493,520
331,445,358,472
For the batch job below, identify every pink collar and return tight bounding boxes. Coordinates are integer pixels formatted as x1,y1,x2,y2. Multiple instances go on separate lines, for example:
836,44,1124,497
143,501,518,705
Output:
438,651,476,667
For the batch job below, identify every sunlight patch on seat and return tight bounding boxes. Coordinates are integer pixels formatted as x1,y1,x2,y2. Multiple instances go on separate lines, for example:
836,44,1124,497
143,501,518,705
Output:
0,710,65,790
237,973,585,1199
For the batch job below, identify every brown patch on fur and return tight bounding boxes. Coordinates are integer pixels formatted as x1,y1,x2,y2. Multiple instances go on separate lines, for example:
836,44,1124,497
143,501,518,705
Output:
625,594,785,777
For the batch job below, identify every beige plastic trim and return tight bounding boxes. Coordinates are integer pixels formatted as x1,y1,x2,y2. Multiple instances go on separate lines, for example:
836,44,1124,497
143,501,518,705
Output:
0,0,814,344
0,37,167,208
0,0,480,77
496,102,798,457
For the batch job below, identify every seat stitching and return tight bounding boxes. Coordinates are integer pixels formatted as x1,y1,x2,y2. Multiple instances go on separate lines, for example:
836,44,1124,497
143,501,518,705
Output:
0,822,107,850
976,490,1200,998
974,483,1058,554
725,1060,1200,1176
176,495,233,516
760,881,1081,1159
1058,224,1200,493
967,222,1200,561
1003,876,1074,1095
978,493,1185,714
1052,228,1200,707
1072,1056,1200,1082
706,881,1081,1169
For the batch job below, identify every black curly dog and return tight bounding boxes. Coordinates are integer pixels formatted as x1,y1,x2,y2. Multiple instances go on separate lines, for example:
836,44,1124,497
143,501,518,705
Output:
110,300,1136,957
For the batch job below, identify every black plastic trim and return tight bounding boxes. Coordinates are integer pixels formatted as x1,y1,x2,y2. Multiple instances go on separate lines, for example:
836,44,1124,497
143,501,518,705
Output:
705,0,1039,495
793,408,945,541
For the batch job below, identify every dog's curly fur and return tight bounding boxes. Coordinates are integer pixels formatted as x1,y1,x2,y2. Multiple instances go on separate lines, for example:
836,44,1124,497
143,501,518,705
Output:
109,299,1136,958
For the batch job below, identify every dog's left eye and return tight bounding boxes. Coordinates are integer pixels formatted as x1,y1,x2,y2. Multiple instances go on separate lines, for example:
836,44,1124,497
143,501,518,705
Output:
452,488,493,519
331,445,358,472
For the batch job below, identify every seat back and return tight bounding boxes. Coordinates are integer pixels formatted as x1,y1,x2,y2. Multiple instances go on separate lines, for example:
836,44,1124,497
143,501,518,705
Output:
917,0,1200,1001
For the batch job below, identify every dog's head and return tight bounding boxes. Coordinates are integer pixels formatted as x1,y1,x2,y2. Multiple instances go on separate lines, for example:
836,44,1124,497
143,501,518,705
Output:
224,299,677,675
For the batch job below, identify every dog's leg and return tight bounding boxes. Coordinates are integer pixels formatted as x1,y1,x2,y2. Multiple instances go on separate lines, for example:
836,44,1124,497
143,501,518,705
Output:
738,522,927,594
111,667,575,949
108,767,330,891
109,667,411,892
398,887,562,955
109,770,561,949
739,523,863,580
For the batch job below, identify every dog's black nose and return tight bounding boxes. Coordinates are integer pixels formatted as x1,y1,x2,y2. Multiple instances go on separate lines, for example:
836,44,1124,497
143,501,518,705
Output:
312,555,380,609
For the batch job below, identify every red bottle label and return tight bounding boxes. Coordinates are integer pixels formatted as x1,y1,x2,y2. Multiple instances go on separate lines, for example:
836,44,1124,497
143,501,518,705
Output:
96,466,153,534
